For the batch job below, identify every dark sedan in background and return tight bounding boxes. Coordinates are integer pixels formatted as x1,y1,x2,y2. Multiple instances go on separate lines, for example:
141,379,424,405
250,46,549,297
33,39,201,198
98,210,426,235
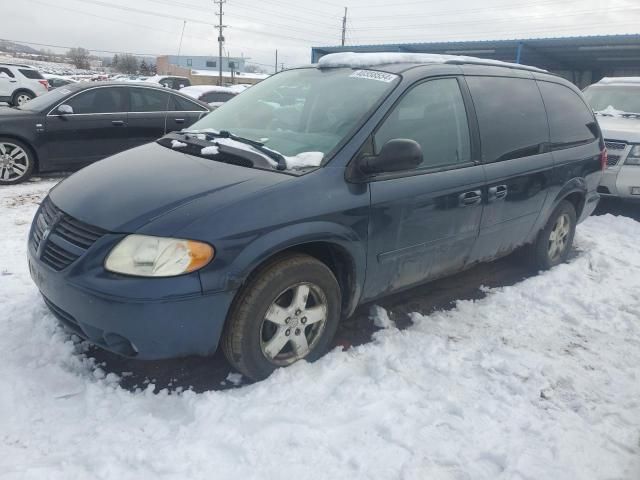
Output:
0,82,211,184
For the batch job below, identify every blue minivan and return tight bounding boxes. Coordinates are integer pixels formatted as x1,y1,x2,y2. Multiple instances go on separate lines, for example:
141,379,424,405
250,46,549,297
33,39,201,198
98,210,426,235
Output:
28,53,604,380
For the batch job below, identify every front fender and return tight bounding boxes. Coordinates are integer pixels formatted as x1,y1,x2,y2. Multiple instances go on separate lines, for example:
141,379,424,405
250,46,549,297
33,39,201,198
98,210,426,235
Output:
201,221,367,311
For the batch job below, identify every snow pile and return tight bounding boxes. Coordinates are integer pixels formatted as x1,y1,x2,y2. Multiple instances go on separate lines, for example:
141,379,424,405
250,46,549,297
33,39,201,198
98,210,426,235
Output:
370,305,396,329
1,180,639,479
284,151,324,170
200,145,219,155
171,140,187,149
318,52,547,73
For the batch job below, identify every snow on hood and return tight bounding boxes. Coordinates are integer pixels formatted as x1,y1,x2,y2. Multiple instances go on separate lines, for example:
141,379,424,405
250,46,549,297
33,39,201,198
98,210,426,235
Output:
317,52,547,73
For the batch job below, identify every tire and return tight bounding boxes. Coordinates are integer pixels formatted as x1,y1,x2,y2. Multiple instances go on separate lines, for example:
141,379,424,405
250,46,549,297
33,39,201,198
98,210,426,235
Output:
0,137,35,185
222,253,342,381
11,90,35,107
528,200,577,271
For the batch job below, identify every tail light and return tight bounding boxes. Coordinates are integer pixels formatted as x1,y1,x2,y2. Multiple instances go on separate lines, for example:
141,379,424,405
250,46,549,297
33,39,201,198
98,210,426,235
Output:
38,79,50,90
600,148,608,171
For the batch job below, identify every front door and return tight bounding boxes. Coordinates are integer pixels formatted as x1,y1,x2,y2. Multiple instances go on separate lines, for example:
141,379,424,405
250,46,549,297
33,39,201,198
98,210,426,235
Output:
45,86,129,168
363,77,485,301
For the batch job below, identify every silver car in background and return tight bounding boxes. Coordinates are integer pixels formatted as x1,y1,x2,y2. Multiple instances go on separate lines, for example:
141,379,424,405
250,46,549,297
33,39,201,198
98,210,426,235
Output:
584,77,640,200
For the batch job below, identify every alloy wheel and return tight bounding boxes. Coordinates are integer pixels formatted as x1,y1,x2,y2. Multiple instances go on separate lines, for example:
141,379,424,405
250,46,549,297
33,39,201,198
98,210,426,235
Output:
0,142,29,182
548,213,571,261
260,282,328,366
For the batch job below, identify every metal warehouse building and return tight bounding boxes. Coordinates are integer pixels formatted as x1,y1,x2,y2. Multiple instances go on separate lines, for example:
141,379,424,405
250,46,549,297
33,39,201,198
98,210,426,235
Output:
312,34,640,88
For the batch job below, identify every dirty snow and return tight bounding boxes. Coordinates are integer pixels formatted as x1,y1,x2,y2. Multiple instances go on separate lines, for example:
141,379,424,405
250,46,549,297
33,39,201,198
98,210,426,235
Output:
318,52,547,73
1,180,639,479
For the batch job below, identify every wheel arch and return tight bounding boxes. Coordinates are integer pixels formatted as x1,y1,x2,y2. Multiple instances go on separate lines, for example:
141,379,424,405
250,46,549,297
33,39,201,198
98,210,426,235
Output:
11,88,37,104
223,222,366,318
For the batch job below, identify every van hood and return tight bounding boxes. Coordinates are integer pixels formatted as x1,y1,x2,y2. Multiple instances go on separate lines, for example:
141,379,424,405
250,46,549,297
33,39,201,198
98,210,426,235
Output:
49,142,291,232
597,115,640,143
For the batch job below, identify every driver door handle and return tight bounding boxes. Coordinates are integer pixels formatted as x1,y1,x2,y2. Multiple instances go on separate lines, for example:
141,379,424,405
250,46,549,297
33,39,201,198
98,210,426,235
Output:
174,118,185,124
111,120,125,126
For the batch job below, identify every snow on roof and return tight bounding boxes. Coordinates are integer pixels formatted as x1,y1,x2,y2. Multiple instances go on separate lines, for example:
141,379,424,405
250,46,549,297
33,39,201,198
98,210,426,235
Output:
317,52,547,73
190,69,269,79
179,84,246,96
597,77,640,85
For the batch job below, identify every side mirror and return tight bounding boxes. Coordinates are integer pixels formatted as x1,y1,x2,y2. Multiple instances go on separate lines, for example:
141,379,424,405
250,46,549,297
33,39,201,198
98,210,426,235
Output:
57,104,74,115
359,139,423,175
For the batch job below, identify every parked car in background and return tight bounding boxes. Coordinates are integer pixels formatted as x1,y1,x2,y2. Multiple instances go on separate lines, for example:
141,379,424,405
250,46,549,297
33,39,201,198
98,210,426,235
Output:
146,75,191,90
179,84,245,108
0,63,49,106
584,77,640,201
27,53,603,381
43,74,78,89
0,82,210,184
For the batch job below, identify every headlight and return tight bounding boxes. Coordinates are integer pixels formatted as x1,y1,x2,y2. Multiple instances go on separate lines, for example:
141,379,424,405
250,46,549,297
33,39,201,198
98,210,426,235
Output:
626,145,640,166
105,235,214,277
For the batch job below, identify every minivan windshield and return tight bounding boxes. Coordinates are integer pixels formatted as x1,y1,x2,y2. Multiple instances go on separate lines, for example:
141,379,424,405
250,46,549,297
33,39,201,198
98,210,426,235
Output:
186,67,400,166
583,85,640,115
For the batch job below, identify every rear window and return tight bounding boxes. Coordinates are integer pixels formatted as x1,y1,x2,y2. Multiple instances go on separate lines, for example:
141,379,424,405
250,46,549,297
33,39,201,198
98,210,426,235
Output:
538,81,598,147
19,69,44,80
466,76,549,163
0,67,15,78
172,94,207,112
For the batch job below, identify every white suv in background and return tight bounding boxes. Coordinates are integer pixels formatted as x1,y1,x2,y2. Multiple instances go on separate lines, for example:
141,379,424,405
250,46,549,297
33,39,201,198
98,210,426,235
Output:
0,63,49,106
584,77,640,201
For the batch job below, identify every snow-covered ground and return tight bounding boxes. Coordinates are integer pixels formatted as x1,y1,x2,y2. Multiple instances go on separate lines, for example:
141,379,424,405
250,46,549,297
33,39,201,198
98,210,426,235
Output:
1,179,639,479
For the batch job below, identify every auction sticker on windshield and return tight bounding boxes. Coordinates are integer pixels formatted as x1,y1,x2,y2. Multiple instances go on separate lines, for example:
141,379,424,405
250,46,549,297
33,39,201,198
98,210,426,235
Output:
349,70,398,83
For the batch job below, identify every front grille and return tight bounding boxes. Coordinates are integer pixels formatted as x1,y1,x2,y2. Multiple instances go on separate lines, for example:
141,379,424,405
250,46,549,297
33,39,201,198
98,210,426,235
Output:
604,140,630,168
605,141,626,151
31,197,107,271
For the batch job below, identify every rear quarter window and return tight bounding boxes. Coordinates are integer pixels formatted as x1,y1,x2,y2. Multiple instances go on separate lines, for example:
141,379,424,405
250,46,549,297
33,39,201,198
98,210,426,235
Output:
537,81,598,147
19,69,44,80
466,76,549,163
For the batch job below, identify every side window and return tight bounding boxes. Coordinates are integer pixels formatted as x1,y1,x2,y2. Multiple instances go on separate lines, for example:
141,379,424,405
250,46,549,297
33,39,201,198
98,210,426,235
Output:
19,69,44,80
466,76,549,163
0,67,15,78
374,78,471,170
538,81,598,146
172,94,207,112
66,88,126,114
130,88,171,112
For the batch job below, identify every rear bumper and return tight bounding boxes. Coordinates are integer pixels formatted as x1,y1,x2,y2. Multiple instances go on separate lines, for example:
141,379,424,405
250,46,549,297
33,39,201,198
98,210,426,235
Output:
28,248,236,360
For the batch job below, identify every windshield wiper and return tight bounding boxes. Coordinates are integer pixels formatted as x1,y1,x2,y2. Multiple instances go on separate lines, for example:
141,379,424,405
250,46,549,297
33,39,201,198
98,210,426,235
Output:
181,129,287,170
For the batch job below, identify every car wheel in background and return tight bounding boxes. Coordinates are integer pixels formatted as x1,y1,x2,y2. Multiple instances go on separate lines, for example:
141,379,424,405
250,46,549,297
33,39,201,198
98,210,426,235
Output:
0,138,35,185
529,200,577,270
11,91,35,107
222,253,341,381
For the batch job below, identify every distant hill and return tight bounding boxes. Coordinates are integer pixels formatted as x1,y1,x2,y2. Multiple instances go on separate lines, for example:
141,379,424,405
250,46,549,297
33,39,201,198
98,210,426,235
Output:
0,40,40,54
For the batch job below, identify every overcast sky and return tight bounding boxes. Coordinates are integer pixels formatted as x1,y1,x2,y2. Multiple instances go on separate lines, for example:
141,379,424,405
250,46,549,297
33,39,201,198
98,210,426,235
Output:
3,0,639,71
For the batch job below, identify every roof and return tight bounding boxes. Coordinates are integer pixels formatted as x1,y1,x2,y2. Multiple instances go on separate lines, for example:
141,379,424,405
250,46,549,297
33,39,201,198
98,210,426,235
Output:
312,34,640,71
317,52,547,73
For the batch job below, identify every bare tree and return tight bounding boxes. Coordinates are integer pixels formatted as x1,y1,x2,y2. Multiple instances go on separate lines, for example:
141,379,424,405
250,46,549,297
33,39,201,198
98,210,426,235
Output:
245,64,267,74
115,54,139,74
67,47,91,70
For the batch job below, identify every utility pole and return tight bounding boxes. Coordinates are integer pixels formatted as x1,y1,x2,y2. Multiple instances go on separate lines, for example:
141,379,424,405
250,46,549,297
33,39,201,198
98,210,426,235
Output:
214,0,226,86
341,7,347,46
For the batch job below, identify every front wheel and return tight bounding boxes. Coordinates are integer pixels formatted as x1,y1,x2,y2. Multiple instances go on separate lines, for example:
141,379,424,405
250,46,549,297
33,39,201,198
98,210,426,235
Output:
529,200,577,270
222,253,341,381
0,138,35,185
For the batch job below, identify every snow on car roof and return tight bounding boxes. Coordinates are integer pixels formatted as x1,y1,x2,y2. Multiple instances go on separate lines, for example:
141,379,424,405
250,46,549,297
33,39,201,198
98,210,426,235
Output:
597,77,640,85
317,52,547,73
179,84,245,95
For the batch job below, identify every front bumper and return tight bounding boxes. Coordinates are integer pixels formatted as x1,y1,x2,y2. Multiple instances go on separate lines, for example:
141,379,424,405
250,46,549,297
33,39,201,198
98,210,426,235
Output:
599,166,640,200
28,246,237,360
